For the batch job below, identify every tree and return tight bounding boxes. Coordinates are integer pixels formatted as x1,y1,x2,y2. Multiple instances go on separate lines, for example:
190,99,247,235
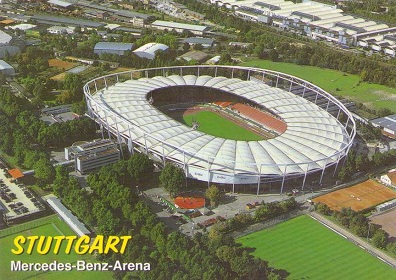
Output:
127,153,154,182
193,43,203,51
34,157,55,187
159,163,184,198
372,229,388,249
182,42,190,52
205,185,221,207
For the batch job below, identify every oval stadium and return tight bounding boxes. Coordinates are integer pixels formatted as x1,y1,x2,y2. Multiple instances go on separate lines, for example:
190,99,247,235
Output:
83,66,356,193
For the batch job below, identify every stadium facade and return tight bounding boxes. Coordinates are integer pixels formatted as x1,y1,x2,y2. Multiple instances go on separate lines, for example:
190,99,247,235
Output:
84,66,356,193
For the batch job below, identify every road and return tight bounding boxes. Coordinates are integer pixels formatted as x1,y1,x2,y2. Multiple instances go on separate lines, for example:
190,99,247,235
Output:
309,212,396,269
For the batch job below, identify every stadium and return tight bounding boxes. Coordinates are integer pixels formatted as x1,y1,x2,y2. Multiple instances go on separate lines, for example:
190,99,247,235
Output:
83,66,356,194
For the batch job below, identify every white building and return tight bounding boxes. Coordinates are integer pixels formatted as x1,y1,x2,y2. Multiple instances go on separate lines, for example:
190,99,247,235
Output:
133,42,169,60
65,139,120,174
151,20,209,36
47,26,75,35
371,114,396,139
381,170,396,188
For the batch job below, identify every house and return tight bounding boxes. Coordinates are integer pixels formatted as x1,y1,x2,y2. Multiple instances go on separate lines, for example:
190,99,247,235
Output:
381,170,396,188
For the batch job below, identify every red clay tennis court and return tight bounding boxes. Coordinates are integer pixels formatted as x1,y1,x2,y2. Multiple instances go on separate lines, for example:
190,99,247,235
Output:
174,196,205,209
313,179,396,212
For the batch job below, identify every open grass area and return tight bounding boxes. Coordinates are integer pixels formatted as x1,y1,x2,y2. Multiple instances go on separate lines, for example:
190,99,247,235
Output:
0,215,111,280
183,110,263,140
48,59,77,70
238,215,396,280
242,60,396,112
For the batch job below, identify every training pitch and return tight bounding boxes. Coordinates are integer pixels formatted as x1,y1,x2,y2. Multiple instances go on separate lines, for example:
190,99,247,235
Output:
0,215,111,280
238,215,396,280
243,60,396,112
313,180,396,212
182,110,263,141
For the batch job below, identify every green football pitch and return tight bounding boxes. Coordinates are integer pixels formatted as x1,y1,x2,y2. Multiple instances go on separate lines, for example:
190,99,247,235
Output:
0,215,112,280
183,110,263,141
238,215,396,280
242,60,396,112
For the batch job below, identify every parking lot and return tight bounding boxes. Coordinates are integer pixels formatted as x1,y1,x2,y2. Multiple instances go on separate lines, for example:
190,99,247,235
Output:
0,169,43,220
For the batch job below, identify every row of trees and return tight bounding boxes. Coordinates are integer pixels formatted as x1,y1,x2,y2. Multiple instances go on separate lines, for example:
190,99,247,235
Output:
316,204,396,255
338,149,396,182
54,156,284,279
212,198,299,233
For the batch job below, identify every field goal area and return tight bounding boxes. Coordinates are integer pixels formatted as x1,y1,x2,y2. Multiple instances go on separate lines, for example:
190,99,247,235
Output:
313,180,396,212
0,215,66,238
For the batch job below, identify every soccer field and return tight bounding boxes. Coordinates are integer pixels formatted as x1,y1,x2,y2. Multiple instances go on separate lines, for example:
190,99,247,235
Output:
0,215,112,280
238,215,396,280
183,110,263,141
242,60,396,112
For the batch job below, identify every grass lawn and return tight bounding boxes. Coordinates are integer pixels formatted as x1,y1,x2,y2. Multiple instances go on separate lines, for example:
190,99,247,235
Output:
242,60,396,112
0,215,112,280
183,110,263,140
238,215,396,280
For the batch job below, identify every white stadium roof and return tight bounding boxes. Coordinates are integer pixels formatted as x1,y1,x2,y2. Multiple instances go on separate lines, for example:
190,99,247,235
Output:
90,74,349,177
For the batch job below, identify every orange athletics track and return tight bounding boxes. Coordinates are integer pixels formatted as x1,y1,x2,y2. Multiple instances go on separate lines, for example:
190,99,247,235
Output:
174,196,205,209
313,180,396,212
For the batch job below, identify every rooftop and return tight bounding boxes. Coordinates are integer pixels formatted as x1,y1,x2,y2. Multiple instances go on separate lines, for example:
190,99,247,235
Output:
0,60,13,70
47,197,91,237
152,20,208,32
94,42,134,51
48,0,74,8
371,114,396,132
0,30,12,45
31,14,105,28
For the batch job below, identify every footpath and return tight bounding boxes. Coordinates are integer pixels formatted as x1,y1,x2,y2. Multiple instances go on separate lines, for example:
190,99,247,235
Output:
309,212,396,269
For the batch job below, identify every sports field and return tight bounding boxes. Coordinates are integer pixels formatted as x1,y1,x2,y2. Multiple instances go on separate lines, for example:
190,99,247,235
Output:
238,215,396,280
0,215,111,280
242,60,396,112
183,110,263,141
313,179,396,212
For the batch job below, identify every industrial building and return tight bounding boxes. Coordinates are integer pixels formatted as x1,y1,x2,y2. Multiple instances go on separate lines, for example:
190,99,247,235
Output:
182,37,215,48
133,42,169,60
371,114,396,139
30,14,105,29
211,0,396,53
151,20,209,36
47,25,75,35
65,139,120,174
0,30,24,59
94,42,134,56
0,60,15,76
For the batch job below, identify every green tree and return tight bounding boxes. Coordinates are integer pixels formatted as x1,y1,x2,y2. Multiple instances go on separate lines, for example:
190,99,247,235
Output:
127,153,154,182
159,163,184,198
372,229,388,249
205,185,221,207
34,157,55,187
